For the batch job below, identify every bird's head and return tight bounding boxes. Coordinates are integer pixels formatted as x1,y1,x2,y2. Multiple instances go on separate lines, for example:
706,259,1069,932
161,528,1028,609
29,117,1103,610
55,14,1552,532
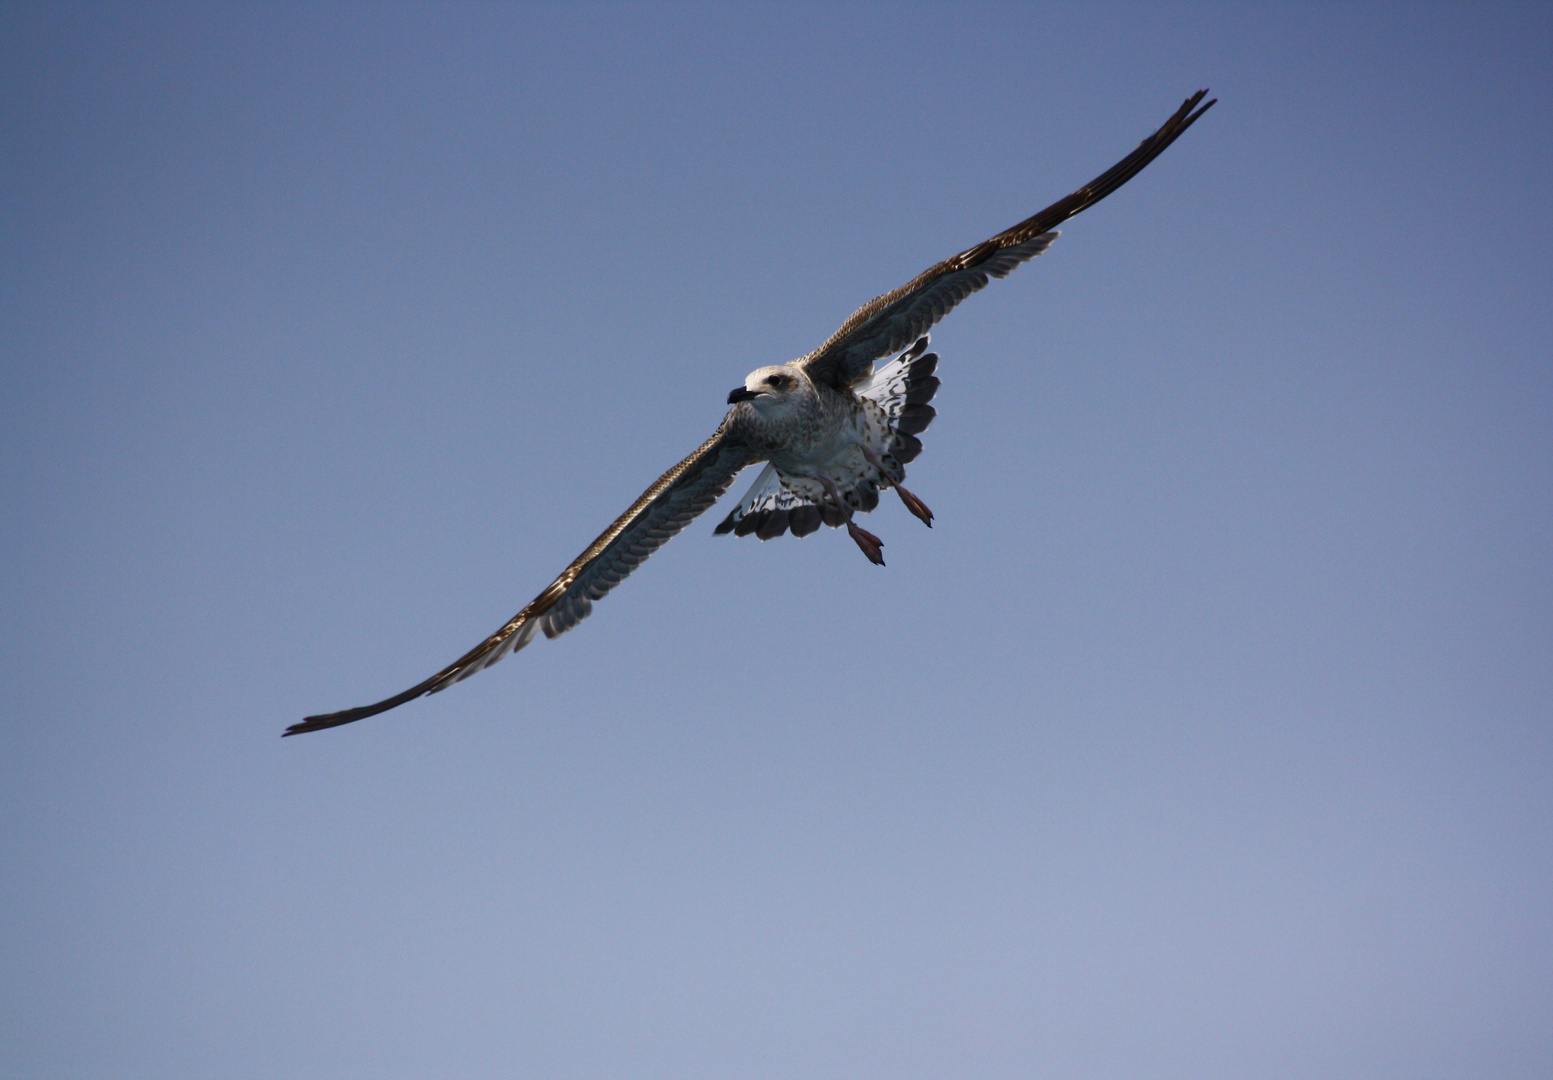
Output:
727,365,811,420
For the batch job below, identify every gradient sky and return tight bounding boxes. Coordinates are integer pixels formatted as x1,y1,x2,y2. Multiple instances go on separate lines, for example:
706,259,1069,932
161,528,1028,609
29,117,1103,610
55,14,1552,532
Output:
3,3,1551,1078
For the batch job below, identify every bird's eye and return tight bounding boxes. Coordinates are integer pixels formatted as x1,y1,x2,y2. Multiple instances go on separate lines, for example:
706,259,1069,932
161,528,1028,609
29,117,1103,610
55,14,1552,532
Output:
766,374,787,388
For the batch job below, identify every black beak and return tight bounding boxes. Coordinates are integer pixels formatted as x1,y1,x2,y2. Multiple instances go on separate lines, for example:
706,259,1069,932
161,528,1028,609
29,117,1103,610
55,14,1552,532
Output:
727,386,761,404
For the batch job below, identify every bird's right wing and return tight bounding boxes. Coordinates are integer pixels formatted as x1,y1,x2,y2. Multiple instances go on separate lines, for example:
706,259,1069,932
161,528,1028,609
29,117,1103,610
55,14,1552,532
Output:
285,427,757,735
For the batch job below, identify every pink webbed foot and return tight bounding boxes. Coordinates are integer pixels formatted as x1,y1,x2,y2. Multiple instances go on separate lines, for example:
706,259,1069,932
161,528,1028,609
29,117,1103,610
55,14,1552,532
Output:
847,520,886,565
819,473,887,566
859,444,931,528
895,484,933,527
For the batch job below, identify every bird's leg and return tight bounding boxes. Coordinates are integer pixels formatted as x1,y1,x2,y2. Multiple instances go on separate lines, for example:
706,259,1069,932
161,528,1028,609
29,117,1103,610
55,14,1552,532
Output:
860,445,933,528
819,476,885,566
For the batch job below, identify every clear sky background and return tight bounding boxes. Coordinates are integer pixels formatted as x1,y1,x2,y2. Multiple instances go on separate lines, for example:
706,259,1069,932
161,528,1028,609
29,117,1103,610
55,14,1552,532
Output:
3,3,1550,1078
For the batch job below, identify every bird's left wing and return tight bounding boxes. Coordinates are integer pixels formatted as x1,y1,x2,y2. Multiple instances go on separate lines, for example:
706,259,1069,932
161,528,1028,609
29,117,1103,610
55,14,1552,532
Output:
797,90,1215,389
285,427,756,735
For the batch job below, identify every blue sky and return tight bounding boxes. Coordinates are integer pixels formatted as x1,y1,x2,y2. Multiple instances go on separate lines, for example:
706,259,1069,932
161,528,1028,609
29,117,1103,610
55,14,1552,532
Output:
3,3,1551,1077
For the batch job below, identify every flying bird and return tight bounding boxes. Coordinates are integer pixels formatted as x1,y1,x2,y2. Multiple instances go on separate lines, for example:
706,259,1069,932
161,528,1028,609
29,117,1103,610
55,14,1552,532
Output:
286,90,1216,736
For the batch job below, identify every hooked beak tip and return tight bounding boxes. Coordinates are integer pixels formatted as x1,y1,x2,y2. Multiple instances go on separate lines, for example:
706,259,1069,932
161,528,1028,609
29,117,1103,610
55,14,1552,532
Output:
727,386,760,404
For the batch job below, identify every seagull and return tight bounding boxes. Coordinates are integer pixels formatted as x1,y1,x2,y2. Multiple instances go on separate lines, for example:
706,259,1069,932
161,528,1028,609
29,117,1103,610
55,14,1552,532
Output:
286,90,1215,736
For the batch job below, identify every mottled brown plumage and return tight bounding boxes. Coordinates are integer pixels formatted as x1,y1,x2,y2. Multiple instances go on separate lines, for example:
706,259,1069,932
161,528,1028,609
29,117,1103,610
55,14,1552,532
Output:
286,91,1214,735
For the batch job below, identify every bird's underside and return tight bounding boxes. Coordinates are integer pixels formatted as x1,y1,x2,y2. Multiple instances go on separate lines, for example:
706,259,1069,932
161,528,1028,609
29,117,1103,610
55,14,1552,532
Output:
713,332,946,565
285,89,1215,735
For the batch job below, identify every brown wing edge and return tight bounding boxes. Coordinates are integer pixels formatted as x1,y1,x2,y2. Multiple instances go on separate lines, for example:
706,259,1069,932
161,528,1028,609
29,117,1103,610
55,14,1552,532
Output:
799,89,1217,386
284,427,745,736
